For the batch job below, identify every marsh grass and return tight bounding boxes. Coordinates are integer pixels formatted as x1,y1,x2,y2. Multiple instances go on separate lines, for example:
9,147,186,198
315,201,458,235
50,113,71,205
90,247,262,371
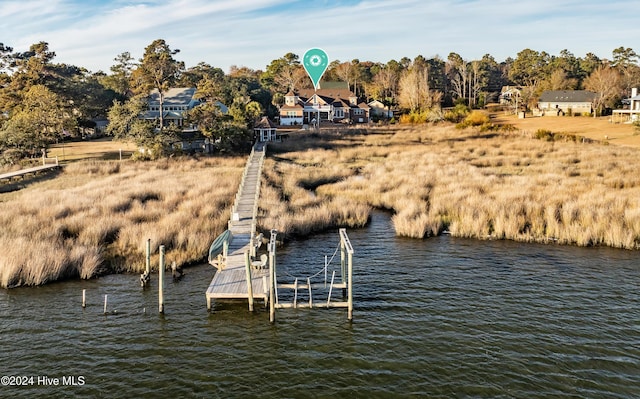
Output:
264,124,640,250
0,156,244,287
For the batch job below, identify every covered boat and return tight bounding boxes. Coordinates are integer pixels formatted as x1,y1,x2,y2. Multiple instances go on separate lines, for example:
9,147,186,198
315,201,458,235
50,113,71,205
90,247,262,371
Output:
208,230,232,264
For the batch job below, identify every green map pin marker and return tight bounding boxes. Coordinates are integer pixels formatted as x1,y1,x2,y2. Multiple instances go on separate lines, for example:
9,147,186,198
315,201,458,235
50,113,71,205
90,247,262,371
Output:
303,48,329,90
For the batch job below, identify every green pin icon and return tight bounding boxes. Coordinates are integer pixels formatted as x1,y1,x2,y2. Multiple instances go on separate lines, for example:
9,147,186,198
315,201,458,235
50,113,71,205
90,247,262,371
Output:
303,48,329,90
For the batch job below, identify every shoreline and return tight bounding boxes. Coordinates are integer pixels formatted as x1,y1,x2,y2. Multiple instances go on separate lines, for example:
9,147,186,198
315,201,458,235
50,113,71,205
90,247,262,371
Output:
2,123,639,288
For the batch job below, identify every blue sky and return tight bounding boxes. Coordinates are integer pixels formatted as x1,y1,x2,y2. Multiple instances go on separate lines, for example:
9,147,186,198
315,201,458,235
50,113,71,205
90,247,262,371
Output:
1,0,638,74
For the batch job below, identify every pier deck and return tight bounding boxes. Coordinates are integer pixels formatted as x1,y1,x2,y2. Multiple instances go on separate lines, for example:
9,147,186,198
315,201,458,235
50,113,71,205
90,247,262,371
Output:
206,143,268,309
0,160,59,183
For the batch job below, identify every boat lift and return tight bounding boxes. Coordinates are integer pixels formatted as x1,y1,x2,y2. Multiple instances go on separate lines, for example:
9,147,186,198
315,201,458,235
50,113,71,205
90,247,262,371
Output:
267,228,354,323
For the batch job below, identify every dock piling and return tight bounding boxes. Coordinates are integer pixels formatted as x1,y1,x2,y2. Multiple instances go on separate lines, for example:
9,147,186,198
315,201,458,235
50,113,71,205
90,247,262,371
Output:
244,250,254,312
159,245,165,314
82,289,86,308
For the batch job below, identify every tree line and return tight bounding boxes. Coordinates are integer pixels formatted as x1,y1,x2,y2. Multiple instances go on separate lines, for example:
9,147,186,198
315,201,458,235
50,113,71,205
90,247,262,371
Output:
1,39,639,163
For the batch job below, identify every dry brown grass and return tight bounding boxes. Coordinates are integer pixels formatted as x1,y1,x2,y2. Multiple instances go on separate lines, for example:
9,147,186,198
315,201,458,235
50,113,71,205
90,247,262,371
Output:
47,137,138,162
264,124,640,250
0,156,244,287
491,112,640,148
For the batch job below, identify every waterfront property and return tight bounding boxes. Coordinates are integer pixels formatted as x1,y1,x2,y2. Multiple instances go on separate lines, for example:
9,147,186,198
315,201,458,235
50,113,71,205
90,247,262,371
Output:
279,82,370,126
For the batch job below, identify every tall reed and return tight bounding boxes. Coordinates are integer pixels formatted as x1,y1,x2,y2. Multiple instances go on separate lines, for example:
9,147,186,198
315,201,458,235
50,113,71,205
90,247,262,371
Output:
0,157,244,287
264,125,640,250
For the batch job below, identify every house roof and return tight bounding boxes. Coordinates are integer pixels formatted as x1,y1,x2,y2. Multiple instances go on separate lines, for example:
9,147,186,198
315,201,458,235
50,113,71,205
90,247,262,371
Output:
318,81,349,90
539,90,597,103
254,116,277,129
148,87,198,106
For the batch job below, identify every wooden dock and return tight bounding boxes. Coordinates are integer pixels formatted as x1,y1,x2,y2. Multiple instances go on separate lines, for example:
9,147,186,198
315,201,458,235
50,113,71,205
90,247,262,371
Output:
205,141,355,321
206,143,268,310
0,158,59,183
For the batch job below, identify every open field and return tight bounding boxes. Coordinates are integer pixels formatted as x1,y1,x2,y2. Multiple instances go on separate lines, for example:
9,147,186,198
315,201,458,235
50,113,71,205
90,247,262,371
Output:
47,137,138,162
491,112,640,147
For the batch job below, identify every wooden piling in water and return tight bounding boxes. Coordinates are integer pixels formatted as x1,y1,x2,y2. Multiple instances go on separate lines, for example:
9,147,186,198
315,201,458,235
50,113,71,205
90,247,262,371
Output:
268,230,276,323
159,245,165,314
82,289,86,308
146,239,151,275
245,250,254,312
103,294,108,314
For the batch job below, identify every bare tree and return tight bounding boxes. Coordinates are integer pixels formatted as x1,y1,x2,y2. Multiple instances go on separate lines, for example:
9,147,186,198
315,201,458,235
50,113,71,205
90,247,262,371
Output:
583,66,621,116
446,53,468,102
398,63,439,112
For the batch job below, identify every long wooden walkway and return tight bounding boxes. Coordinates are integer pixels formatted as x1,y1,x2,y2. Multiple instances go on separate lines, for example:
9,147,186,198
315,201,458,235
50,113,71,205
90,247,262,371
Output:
206,142,268,310
0,158,59,183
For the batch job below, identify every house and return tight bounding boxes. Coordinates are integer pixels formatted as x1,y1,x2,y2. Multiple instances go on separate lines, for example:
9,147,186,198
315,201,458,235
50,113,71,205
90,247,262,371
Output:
144,87,228,128
612,88,640,123
499,86,522,105
368,100,394,119
279,82,370,126
144,87,201,129
538,90,597,116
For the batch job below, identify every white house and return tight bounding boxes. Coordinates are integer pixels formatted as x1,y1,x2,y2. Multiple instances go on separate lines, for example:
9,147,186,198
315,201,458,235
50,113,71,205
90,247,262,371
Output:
279,83,370,126
612,88,640,123
368,100,393,119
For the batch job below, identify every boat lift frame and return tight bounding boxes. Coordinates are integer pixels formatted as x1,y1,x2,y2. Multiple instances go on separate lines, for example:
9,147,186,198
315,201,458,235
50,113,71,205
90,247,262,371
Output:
268,228,354,323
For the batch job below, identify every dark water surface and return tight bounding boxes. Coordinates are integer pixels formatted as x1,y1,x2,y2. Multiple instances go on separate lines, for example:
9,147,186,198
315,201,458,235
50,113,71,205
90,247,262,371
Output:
1,212,639,398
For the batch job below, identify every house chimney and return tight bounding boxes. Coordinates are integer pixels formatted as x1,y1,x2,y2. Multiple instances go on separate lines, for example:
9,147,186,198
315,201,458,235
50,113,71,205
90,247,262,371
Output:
632,88,638,98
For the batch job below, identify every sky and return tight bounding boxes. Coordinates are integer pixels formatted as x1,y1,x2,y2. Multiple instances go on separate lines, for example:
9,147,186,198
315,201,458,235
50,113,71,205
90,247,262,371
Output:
1,0,638,74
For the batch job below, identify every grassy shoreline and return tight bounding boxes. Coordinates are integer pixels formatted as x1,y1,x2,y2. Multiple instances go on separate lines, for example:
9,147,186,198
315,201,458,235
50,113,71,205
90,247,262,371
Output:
0,156,245,288
1,123,639,288
260,124,640,249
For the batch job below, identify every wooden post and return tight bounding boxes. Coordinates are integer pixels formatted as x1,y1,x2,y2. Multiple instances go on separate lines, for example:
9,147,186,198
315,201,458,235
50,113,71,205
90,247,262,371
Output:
340,228,355,321
269,247,275,323
327,270,336,308
348,249,353,321
324,255,328,288
103,294,108,314
293,278,298,309
340,237,346,296
223,239,229,260
145,238,151,275
159,245,165,314
307,277,313,308
82,289,86,308
244,250,254,312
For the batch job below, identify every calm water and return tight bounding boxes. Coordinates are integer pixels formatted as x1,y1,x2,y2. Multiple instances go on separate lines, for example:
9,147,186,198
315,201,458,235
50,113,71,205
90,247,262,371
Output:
1,211,639,398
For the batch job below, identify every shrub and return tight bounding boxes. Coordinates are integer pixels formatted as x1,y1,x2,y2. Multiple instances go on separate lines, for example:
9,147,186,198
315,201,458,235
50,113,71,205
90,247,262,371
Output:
443,104,469,123
535,129,554,141
456,110,491,129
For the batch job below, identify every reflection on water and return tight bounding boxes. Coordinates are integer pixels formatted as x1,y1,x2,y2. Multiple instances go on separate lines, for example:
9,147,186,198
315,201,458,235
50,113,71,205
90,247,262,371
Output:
1,211,639,398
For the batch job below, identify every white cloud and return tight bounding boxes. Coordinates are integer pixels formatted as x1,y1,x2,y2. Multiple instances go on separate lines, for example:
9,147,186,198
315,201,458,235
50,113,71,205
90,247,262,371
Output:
1,0,638,73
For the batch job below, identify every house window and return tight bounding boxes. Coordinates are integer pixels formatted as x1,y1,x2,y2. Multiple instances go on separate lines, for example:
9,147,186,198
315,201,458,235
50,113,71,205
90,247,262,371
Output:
354,109,363,115
335,109,344,118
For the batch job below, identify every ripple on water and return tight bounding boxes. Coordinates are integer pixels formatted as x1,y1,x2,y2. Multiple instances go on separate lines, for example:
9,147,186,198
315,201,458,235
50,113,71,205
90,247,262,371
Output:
1,211,639,398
